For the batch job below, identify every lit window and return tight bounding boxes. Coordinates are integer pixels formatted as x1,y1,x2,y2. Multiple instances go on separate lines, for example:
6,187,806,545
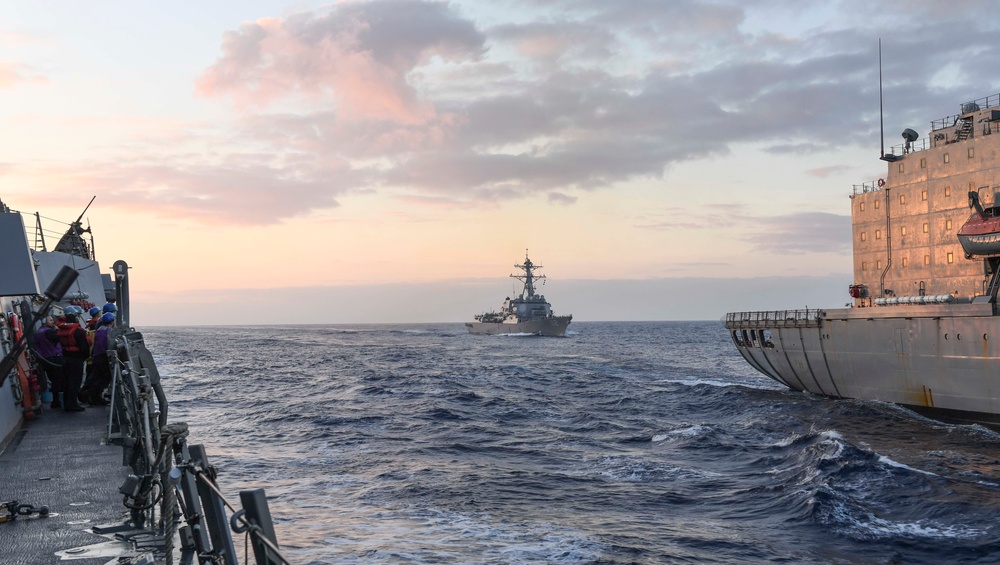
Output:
924,255,930,265
920,157,927,168
901,226,907,236
900,194,906,205
899,163,905,172
861,232,867,241
944,153,950,163
876,230,882,240
902,257,909,267
945,186,952,197
860,202,865,212
969,147,975,159
923,223,929,233
862,261,867,271
875,200,880,209
948,252,954,264
946,219,952,230
921,190,927,201
877,260,882,269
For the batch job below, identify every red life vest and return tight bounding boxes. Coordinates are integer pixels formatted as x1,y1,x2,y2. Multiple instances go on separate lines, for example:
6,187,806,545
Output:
57,323,83,354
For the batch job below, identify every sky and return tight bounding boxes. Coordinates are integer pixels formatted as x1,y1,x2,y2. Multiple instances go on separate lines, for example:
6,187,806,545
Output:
3,0,1000,324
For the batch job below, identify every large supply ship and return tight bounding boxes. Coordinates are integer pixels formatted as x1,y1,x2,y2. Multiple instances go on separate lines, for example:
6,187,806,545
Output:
467,252,572,336
0,199,287,564
726,92,1000,427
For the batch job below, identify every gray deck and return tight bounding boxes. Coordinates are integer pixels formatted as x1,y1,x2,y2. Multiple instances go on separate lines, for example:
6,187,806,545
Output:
0,404,139,563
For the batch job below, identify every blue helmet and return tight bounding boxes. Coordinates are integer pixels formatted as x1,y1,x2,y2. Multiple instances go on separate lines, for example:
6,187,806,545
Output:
89,307,101,316
102,303,118,313
100,312,116,325
64,306,79,316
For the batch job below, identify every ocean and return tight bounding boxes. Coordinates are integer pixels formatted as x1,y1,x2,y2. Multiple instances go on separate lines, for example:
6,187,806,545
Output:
140,321,1000,564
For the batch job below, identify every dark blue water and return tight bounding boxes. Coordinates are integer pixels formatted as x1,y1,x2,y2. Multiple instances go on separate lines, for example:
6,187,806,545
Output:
140,322,1000,564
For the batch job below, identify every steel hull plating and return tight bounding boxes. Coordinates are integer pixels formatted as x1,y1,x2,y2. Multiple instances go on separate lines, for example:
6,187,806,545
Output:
726,304,1000,425
465,316,572,336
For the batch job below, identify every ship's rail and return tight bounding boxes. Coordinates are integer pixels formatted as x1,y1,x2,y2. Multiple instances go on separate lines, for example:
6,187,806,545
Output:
851,180,883,197
106,262,288,564
931,92,1000,131
725,309,824,329
885,136,932,158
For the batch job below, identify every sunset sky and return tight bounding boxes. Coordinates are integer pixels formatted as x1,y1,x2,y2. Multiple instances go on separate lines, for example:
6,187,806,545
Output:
3,1,999,324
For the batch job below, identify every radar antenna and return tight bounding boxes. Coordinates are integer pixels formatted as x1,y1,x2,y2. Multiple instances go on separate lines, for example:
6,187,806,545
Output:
511,249,546,299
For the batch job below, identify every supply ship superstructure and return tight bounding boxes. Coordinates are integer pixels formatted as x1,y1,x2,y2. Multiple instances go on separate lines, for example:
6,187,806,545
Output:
467,253,572,336
726,93,1000,426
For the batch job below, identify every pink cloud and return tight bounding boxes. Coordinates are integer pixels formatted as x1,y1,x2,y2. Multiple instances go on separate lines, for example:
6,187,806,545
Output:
0,62,47,88
805,165,850,178
196,1,486,126
22,157,359,226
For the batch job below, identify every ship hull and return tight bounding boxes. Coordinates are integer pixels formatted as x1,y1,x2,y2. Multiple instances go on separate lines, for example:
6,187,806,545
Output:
465,316,572,337
725,303,1000,426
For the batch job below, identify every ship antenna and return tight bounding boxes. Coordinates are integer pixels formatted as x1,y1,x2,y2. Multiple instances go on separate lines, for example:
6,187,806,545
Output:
879,38,885,160
876,38,892,297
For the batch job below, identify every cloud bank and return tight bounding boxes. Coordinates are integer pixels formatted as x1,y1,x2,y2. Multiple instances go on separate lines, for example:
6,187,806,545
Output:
13,0,1000,231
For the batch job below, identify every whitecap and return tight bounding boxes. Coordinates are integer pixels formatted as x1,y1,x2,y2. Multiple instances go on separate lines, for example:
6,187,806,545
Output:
877,455,939,477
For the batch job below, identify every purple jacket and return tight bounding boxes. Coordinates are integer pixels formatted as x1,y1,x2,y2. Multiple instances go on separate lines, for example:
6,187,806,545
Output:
92,325,111,358
34,327,61,358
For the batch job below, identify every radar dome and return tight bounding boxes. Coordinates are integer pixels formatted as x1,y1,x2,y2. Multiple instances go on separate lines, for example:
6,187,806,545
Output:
963,102,981,114
901,128,919,142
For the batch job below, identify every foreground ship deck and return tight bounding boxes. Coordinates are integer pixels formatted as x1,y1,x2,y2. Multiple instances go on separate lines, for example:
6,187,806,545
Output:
0,199,288,564
0,405,131,563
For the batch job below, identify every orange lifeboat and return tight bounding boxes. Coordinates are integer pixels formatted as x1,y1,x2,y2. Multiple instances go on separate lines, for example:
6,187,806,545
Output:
958,191,1000,258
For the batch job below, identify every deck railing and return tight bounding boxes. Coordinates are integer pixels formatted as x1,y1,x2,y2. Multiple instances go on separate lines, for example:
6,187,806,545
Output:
851,180,883,197
725,309,824,328
930,92,1000,132
878,92,1000,159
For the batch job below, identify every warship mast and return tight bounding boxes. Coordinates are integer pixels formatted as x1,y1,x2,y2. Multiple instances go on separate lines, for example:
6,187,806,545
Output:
512,250,546,299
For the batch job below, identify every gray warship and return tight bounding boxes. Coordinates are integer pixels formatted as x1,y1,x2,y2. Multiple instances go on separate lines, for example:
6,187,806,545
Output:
726,91,1000,427
466,252,572,336
0,198,287,563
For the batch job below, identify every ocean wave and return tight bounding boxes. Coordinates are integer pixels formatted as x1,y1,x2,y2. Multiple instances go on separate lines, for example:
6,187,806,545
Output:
141,322,1000,563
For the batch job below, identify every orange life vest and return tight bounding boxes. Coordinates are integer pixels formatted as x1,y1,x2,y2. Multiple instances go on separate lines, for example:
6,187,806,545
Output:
57,323,83,354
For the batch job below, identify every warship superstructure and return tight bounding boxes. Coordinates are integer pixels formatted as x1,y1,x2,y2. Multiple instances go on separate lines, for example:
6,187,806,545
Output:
726,92,1000,426
467,252,572,336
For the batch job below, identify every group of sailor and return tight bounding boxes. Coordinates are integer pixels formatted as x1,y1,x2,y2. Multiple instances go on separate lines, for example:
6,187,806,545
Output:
32,303,117,412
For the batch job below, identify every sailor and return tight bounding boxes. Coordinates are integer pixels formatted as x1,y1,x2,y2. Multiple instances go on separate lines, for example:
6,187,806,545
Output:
33,315,63,409
79,312,114,406
85,306,101,330
83,307,102,385
56,307,90,412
